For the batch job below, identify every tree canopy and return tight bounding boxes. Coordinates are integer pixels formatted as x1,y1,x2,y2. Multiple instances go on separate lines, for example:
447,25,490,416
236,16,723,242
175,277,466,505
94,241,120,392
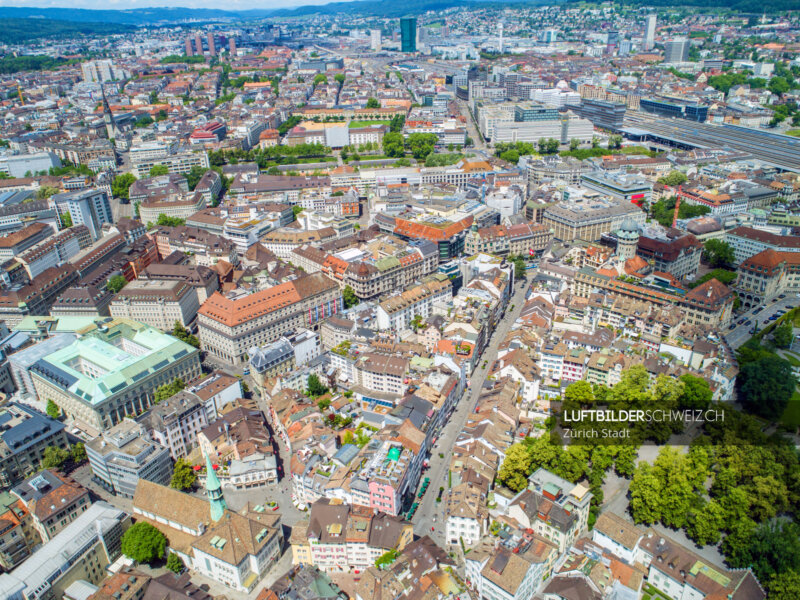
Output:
382,132,405,158
703,239,735,269
149,164,169,177
657,170,688,187
342,285,359,308
405,133,438,160
155,378,185,403
106,275,128,294
307,374,328,397
41,446,70,470
121,522,166,564
166,552,185,574
46,399,60,419
111,173,136,200
651,196,710,227
736,354,795,420
172,322,199,348
170,458,197,491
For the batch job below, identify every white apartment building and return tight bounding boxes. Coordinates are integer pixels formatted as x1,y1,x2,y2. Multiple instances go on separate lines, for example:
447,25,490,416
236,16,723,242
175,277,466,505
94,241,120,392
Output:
485,186,523,218
505,469,592,554
129,141,178,161
138,391,210,460
132,150,210,178
468,548,549,600
375,277,453,331
353,353,409,398
186,371,242,416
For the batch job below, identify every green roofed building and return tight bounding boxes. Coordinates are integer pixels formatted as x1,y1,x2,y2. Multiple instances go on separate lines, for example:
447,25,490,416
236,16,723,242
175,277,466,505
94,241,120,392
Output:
29,318,201,430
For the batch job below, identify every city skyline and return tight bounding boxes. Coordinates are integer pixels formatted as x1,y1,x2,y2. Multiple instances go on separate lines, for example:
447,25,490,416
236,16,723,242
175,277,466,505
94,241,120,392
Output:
0,3,797,599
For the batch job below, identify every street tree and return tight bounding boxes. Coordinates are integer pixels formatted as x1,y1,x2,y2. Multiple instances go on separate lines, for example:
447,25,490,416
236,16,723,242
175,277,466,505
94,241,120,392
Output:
702,239,735,268
737,355,795,420
307,374,328,397
111,173,137,200
498,443,533,492
768,571,800,600
166,552,185,574
106,275,128,293
149,165,169,177
170,458,197,490
773,321,793,348
677,374,712,410
46,399,60,419
41,446,69,470
121,522,167,564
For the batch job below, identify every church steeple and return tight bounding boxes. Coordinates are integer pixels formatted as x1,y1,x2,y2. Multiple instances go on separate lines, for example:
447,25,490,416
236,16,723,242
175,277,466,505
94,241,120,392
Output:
205,452,227,522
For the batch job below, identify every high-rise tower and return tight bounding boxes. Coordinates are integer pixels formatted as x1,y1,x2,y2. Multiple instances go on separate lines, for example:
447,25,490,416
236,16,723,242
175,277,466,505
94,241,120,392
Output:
400,17,417,53
498,22,504,54
207,32,216,57
644,14,657,50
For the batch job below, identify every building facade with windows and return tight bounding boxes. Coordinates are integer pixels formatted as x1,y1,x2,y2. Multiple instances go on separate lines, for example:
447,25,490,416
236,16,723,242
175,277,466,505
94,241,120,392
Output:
86,419,172,498
197,273,341,366
29,319,201,430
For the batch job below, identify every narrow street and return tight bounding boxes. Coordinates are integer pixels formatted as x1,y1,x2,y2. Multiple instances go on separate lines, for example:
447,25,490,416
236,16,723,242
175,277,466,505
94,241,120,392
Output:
412,276,531,546
455,98,486,151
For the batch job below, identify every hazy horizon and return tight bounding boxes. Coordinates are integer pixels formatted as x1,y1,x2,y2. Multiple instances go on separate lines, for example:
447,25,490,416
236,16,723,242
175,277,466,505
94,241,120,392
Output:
0,0,352,10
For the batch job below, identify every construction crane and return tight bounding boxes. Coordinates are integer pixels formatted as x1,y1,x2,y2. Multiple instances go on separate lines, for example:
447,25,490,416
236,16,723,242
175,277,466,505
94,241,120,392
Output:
16,83,24,105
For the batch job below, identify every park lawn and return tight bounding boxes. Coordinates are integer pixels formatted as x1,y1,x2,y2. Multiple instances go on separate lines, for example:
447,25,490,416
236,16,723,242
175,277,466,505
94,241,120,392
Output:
786,129,800,137
782,352,800,367
348,120,392,128
781,390,800,429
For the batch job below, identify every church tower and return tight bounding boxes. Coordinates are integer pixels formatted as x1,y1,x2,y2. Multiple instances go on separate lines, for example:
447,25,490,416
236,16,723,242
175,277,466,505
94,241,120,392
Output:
205,452,227,522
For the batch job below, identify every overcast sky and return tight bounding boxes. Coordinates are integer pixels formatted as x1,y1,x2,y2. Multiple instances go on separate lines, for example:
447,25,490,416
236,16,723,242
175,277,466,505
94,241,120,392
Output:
0,0,344,9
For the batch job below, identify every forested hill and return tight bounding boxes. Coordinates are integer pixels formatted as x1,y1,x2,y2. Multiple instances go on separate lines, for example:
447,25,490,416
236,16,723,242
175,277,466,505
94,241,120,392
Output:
0,18,135,44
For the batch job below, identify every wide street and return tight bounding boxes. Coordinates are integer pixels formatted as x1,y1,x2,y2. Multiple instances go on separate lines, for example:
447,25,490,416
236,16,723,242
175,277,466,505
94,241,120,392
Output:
725,294,798,349
411,274,532,547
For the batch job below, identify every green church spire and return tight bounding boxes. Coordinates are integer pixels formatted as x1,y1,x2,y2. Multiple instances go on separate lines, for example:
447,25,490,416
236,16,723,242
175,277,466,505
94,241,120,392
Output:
205,452,227,522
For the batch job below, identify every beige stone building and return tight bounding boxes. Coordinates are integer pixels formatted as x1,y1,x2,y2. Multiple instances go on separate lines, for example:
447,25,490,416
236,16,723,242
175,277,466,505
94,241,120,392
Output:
109,279,200,330
197,273,341,365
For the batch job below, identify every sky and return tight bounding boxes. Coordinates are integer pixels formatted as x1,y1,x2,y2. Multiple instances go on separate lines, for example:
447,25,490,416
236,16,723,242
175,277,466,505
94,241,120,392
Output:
0,0,345,9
